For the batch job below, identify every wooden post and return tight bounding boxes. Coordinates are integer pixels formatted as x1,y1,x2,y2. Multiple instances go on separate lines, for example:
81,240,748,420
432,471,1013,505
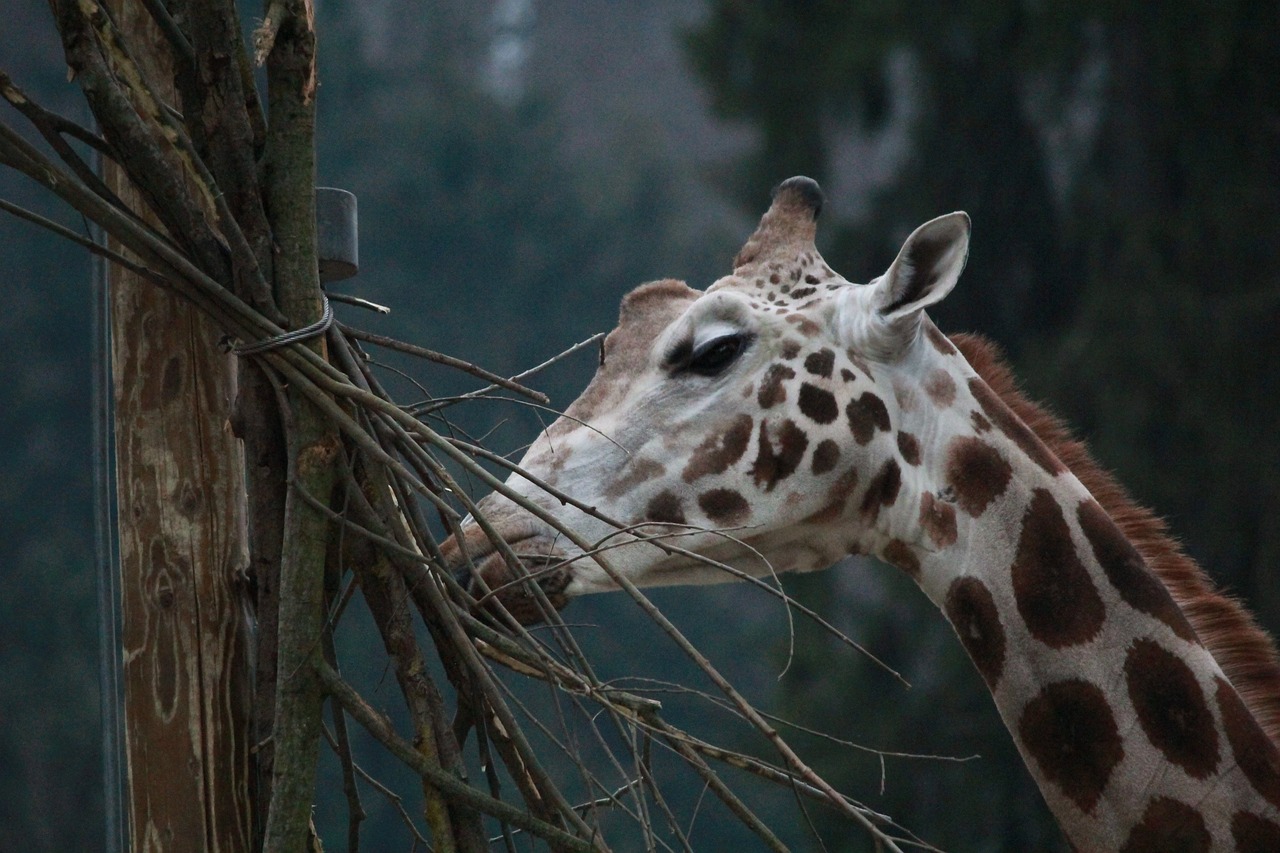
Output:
105,3,254,850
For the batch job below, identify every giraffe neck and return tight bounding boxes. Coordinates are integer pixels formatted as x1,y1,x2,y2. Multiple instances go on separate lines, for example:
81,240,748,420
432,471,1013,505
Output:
880,357,1280,851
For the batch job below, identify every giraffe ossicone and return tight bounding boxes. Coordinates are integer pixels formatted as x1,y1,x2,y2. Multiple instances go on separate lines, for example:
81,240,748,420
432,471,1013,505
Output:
442,177,1280,851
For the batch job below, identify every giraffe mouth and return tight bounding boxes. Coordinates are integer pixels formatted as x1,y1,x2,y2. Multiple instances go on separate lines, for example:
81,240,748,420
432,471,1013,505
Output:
440,525,573,625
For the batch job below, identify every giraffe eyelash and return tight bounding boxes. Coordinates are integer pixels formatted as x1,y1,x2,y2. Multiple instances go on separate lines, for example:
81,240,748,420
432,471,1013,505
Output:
667,332,753,378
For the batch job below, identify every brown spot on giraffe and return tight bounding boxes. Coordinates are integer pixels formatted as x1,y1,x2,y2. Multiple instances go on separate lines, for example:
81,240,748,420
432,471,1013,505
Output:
1011,489,1106,648
943,436,1012,517
969,377,1064,475
810,439,840,475
682,414,754,482
847,392,891,445
844,348,873,379
1125,639,1220,778
605,458,666,499
803,467,858,525
882,539,919,579
923,368,957,407
1232,811,1280,853
644,491,687,526
698,489,750,526
803,347,835,378
798,383,839,424
537,441,575,474
785,313,821,335
925,323,957,356
971,410,992,433
1077,499,1199,644
758,364,795,408
780,340,802,360
919,491,958,548
1118,797,1211,853
1018,678,1124,814
1216,677,1280,810
750,419,809,492
892,379,918,413
897,432,921,466
945,577,1006,688
859,459,901,522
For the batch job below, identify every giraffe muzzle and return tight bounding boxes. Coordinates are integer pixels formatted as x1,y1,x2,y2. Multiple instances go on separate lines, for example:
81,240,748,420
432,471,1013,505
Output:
440,525,573,625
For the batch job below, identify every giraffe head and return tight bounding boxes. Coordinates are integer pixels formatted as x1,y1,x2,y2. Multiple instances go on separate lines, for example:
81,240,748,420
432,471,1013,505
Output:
442,178,1280,849
443,177,971,616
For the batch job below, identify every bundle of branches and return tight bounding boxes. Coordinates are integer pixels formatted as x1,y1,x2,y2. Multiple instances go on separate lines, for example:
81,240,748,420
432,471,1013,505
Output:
1,2,939,851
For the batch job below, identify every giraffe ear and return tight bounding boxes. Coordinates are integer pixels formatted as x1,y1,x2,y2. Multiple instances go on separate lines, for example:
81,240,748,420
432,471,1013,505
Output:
875,212,971,320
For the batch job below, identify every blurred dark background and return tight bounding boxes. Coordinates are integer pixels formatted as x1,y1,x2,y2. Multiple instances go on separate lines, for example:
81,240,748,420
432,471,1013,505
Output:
2,1,1277,850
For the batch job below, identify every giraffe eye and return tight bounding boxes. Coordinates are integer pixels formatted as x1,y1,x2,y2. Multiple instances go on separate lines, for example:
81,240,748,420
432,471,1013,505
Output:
685,334,749,377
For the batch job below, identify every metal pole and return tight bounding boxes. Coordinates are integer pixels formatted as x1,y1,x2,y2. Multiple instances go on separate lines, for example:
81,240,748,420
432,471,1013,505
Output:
91,189,126,853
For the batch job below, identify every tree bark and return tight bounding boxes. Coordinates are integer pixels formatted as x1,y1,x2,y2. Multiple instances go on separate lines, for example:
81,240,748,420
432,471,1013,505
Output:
258,3,338,851
105,3,253,851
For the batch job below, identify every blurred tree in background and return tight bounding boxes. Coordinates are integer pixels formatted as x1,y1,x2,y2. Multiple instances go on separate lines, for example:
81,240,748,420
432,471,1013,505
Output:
688,1,1280,849
0,6,100,850
2,0,1276,850
314,0,729,393
688,0,1280,625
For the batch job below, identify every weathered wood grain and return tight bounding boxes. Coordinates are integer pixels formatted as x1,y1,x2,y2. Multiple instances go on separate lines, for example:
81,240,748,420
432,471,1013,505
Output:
106,3,253,850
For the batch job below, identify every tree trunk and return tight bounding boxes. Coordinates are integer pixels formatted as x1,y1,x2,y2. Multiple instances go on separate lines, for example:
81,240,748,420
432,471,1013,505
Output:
106,3,253,851
259,4,339,851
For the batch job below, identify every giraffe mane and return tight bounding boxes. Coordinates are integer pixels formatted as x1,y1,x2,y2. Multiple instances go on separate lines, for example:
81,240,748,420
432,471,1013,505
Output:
952,332,1280,747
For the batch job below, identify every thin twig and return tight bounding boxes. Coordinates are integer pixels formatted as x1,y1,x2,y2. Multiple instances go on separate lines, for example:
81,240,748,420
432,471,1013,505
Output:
0,70,125,207
316,660,603,852
341,322,550,404
322,682,366,851
136,0,196,67
417,331,606,411
321,722,427,847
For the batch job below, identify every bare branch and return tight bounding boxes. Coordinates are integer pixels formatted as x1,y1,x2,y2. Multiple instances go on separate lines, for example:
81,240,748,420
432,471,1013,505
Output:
316,660,603,852
341,323,551,404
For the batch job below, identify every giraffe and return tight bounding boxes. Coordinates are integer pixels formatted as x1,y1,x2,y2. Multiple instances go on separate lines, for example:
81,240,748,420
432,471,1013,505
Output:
442,177,1280,851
